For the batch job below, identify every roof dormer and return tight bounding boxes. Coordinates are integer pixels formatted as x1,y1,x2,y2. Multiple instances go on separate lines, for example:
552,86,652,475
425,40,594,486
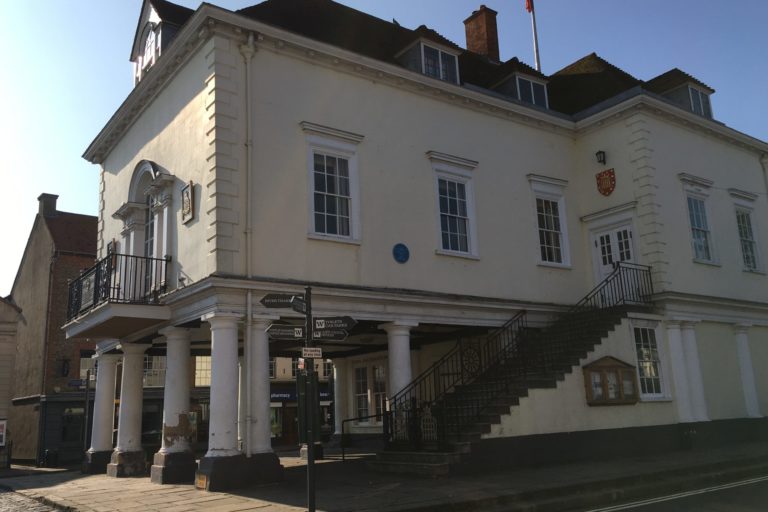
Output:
396,29,462,85
644,68,715,119
130,0,193,86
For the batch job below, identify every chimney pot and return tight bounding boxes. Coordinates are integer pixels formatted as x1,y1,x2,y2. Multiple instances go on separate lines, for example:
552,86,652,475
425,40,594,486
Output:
464,5,499,62
37,193,59,217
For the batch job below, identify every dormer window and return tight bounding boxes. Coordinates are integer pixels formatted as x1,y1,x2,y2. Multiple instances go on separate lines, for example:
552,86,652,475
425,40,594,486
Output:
421,44,459,84
143,28,157,70
688,86,712,117
517,76,548,108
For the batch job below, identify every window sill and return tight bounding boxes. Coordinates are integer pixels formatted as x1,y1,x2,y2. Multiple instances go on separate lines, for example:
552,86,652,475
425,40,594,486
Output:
307,233,361,246
743,268,766,276
692,258,721,267
435,249,480,260
639,396,673,403
537,261,572,270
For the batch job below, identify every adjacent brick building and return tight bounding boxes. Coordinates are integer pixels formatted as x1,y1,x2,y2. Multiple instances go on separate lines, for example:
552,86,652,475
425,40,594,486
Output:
9,194,97,464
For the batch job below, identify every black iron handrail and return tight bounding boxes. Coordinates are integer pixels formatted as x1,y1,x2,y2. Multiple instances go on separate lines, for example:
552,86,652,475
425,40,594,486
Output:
340,413,386,461
385,310,527,448
67,253,170,321
383,262,654,450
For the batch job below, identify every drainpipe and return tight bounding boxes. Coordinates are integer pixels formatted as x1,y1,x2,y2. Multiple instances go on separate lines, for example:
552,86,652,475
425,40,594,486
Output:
240,32,256,457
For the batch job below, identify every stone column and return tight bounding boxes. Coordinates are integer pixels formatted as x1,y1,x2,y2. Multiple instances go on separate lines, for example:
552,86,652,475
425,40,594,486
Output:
196,312,250,491
151,327,196,484
381,322,418,396
665,322,694,423
244,317,282,482
82,353,120,474
333,359,348,435
107,343,150,477
681,322,708,422
734,324,761,418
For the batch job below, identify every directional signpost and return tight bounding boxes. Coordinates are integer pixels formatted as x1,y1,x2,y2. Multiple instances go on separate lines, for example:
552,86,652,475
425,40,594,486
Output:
265,324,304,341
259,288,356,512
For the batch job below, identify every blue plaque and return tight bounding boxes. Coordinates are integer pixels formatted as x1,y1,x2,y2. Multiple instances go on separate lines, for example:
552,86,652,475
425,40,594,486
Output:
392,243,410,264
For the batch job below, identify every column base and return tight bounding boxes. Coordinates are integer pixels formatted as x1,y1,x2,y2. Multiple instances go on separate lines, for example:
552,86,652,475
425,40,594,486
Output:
299,442,324,460
106,450,148,478
82,450,112,474
195,452,283,491
150,450,197,484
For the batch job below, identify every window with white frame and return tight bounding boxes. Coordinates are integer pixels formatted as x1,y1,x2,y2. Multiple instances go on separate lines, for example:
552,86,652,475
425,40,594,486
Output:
313,152,351,237
143,355,166,387
633,326,664,398
195,356,211,387
302,122,363,242
79,354,97,381
736,209,759,271
688,86,712,118
429,152,478,257
323,361,333,380
373,364,387,419
516,76,548,108
354,367,369,419
269,357,276,379
687,196,713,262
680,174,715,263
291,358,300,378
422,43,459,84
528,174,570,266
438,177,470,253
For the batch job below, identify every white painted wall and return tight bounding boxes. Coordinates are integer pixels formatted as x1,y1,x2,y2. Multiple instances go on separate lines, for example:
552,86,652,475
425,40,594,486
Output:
486,318,677,438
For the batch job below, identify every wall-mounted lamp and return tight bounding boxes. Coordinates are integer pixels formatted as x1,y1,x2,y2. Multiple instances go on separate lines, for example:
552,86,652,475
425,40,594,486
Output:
595,150,606,165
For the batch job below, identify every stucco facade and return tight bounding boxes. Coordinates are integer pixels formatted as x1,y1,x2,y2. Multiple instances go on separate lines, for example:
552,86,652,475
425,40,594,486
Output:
68,0,768,486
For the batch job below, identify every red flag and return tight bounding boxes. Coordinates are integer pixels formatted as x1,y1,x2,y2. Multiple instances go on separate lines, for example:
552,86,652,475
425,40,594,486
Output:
526,0,534,13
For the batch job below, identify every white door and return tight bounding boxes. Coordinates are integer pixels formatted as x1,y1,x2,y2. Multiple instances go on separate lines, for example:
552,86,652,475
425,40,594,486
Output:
592,225,634,282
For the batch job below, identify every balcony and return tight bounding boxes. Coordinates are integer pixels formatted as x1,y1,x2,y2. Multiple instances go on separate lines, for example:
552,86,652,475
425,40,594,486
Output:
64,253,172,339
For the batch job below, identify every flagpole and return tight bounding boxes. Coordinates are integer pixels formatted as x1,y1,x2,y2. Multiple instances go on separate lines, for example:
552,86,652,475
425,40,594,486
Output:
530,1,541,71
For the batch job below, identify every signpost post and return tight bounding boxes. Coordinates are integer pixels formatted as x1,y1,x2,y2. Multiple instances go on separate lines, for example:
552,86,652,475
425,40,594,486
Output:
260,288,357,512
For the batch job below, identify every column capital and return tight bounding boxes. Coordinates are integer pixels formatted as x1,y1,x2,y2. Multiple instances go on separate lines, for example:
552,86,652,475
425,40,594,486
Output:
159,326,191,340
95,353,122,364
202,311,242,326
679,320,700,330
733,323,752,335
117,343,151,355
379,321,419,335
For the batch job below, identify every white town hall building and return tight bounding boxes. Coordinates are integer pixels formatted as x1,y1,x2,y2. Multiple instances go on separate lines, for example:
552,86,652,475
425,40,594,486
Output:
64,0,768,490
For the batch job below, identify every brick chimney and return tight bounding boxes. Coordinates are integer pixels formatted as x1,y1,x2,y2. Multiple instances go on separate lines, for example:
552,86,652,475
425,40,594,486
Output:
38,193,58,217
464,5,499,62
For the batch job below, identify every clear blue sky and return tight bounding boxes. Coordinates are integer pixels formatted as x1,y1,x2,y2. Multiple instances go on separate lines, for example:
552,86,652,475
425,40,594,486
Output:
1,0,766,296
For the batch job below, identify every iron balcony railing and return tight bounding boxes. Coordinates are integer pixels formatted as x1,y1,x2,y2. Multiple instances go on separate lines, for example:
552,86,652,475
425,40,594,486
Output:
384,311,528,449
383,261,654,450
67,253,170,321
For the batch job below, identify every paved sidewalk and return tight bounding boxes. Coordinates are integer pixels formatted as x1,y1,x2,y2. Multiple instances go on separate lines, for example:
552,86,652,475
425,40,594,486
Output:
1,444,767,512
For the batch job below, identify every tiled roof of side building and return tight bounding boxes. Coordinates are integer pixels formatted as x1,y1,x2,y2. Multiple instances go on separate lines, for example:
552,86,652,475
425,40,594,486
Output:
44,212,98,256
644,67,715,95
547,52,641,115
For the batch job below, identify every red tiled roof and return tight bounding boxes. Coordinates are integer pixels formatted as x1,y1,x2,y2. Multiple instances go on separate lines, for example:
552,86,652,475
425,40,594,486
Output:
44,212,97,256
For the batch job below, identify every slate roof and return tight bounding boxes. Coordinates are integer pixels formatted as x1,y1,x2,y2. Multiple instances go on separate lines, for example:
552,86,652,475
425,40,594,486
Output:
644,68,714,95
139,0,713,119
150,0,194,26
44,212,98,256
547,53,642,115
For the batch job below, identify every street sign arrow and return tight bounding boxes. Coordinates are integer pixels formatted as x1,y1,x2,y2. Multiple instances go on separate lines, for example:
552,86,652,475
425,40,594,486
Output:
260,293,303,308
313,316,357,330
291,296,307,315
312,328,348,342
266,324,305,340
